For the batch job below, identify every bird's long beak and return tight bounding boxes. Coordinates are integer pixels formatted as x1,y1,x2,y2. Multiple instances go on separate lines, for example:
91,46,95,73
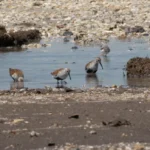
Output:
99,61,103,69
68,72,71,80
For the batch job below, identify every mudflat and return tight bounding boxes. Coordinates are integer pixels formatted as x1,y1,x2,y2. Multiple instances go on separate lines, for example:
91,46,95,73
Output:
0,87,150,149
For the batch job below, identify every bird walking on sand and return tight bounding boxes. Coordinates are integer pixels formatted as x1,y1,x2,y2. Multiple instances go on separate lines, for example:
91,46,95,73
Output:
51,68,71,85
9,68,24,82
100,45,110,56
85,57,103,74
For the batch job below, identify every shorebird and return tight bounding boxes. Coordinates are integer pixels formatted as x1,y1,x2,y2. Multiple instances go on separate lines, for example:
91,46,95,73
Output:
51,68,71,84
85,57,103,74
9,68,24,82
100,44,110,56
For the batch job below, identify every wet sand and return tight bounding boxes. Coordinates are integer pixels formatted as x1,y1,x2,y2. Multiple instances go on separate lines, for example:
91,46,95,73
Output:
0,87,150,149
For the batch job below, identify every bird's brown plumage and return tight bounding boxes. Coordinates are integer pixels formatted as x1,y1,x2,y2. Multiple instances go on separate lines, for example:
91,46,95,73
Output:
51,68,64,76
9,68,24,77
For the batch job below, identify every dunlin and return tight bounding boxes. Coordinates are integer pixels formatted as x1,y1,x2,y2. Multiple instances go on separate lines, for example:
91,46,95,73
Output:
100,45,110,56
85,57,103,74
9,68,24,82
51,68,71,84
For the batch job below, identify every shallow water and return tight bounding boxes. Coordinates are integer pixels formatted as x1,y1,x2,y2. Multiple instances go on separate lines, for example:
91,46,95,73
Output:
0,37,150,90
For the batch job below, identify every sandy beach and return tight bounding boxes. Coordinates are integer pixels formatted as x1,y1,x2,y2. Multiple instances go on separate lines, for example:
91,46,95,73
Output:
0,87,150,149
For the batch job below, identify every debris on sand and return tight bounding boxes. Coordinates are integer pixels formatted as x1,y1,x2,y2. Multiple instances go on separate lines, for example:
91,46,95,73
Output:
102,118,131,127
47,143,56,147
89,130,97,135
29,131,40,137
68,115,79,119
126,57,150,77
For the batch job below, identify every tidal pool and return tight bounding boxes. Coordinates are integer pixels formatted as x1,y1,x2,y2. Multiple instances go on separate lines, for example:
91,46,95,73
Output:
0,37,150,90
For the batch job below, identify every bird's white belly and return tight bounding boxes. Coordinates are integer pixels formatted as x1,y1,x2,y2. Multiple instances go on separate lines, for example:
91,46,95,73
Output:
12,73,18,80
54,71,68,80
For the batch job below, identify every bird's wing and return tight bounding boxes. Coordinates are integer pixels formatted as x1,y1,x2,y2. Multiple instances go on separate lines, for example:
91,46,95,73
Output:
85,61,92,70
51,68,64,77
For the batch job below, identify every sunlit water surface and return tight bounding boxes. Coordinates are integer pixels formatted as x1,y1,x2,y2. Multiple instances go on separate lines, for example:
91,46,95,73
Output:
0,37,150,90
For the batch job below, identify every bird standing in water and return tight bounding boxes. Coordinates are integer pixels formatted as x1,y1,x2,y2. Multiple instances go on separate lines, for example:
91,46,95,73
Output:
85,57,103,74
100,45,110,56
51,68,71,85
9,68,24,82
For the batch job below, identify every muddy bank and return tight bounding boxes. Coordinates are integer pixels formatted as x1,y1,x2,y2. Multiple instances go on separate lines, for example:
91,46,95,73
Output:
0,87,150,149
0,87,149,104
0,94,150,149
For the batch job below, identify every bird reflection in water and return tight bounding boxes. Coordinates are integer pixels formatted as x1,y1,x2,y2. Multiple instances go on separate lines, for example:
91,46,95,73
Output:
85,74,101,87
127,77,150,87
101,56,110,63
10,81,24,90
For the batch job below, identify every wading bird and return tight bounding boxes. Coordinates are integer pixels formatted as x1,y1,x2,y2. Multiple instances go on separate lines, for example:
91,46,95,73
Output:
85,57,103,74
100,45,110,56
51,68,71,85
9,68,24,82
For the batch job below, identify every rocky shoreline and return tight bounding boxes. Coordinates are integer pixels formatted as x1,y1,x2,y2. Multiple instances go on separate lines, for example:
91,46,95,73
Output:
0,0,150,47
0,86,149,104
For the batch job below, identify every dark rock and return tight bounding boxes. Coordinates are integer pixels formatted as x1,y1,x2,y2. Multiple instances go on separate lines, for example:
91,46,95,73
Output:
71,46,78,49
0,34,14,47
36,90,42,94
143,33,149,36
131,26,145,33
17,22,37,27
65,87,74,92
0,25,6,35
10,29,41,46
33,2,42,6
124,26,145,35
0,47,24,52
109,24,117,31
48,143,55,147
74,33,85,41
126,57,150,77
63,29,73,36
68,115,79,119
0,29,41,47
102,119,131,127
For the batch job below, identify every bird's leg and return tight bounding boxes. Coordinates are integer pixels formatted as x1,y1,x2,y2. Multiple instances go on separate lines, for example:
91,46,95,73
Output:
57,80,59,85
64,81,67,84
60,80,63,88
61,80,63,85
59,80,65,88
56,80,60,88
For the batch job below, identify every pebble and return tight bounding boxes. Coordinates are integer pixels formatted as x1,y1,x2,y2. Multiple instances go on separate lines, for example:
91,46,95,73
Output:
29,131,40,137
53,142,148,150
52,88,60,92
0,0,149,47
89,130,97,135
0,118,7,123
